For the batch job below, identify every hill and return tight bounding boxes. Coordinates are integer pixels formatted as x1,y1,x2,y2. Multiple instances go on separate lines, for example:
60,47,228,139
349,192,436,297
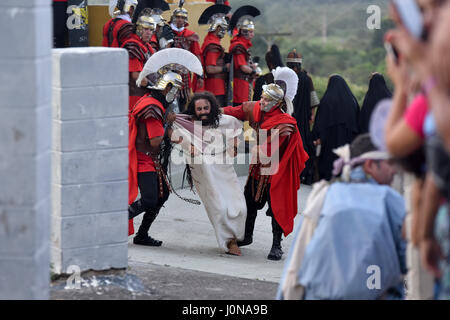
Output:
230,0,394,102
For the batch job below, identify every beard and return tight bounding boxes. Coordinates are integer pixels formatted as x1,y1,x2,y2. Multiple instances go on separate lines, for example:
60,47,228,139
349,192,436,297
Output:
194,114,215,127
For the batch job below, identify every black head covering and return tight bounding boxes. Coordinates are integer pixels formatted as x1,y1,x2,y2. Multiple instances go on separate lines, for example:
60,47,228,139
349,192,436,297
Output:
252,44,284,101
312,75,360,180
292,70,315,184
359,73,392,134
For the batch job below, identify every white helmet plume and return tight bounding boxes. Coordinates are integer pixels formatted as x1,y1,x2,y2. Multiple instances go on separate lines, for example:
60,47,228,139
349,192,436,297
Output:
136,48,203,88
272,67,299,115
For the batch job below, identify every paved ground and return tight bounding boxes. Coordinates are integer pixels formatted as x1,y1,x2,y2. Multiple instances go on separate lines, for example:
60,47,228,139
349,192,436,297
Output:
128,176,312,284
51,261,280,300
51,151,313,300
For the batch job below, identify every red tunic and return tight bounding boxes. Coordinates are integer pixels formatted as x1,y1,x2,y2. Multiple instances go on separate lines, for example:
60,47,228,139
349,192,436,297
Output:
121,34,155,112
128,95,165,235
224,102,309,236
229,35,253,104
201,32,226,96
150,34,159,52
129,95,165,203
206,0,230,5
172,28,203,93
102,18,133,48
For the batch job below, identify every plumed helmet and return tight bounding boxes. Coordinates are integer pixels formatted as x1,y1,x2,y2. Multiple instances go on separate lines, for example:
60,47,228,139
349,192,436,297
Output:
110,0,138,18
229,5,260,34
136,48,203,89
198,4,231,33
172,0,188,22
151,70,183,91
136,9,156,37
208,15,229,33
131,0,170,23
262,83,285,103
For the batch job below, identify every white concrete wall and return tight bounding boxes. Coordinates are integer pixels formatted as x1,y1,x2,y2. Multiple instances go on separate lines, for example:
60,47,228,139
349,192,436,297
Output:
0,0,52,299
51,47,129,274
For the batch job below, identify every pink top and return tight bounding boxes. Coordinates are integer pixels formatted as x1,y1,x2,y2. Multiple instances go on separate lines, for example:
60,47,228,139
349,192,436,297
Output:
404,94,429,139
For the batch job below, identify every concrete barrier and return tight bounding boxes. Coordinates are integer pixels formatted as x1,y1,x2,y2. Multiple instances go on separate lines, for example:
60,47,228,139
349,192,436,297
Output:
51,47,129,274
0,0,52,300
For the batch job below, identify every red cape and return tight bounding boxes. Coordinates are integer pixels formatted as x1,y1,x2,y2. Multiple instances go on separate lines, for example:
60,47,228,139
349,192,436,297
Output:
206,0,230,5
201,32,221,52
229,34,252,53
253,102,309,236
122,34,155,55
102,18,131,48
128,94,165,206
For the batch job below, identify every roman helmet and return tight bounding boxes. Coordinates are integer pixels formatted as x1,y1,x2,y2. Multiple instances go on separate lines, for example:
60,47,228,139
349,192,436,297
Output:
261,67,299,114
131,0,170,24
229,5,261,36
136,48,203,103
109,0,138,19
198,4,231,38
171,0,189,25
135,9,156,38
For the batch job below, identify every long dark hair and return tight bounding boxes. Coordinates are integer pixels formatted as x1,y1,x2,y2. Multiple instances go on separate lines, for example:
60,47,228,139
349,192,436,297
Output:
184,91,222,128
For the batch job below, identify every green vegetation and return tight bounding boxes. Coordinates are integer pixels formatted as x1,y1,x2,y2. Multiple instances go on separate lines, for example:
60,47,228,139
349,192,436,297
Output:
231,0,395,102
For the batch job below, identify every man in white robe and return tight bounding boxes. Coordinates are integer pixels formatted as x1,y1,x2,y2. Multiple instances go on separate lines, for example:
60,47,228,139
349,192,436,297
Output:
171,92,247,255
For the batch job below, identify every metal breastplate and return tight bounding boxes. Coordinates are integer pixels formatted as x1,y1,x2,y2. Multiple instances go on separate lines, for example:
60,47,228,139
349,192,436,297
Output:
173,35,191,50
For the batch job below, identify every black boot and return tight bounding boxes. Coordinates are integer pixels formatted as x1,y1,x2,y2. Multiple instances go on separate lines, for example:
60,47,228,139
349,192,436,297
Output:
267,217,283,261
237,209,257,247
133,210,162,247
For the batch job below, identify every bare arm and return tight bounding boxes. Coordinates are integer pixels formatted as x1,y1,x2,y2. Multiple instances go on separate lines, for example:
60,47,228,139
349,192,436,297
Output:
419,173,444,278
426,88,450,153
240,64,254,74
384,54,422,157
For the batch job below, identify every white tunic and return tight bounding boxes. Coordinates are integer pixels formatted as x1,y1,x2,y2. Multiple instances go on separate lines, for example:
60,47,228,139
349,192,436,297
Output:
173,115,247,252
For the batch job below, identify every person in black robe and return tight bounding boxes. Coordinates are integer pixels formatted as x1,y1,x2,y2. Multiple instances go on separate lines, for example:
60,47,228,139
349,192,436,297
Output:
359,73,392,134
252,44,284,101
286,49,320,185
312,74,360,181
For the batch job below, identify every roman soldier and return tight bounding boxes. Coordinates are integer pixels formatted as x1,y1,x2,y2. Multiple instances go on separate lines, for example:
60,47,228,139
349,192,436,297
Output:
198,4,232,107
132,0,172,52
223,67,309,260
286,49,320,185
128,48,203,245
169,1,203,109
122,9,156,113
102,0,138,48
228,5,261,106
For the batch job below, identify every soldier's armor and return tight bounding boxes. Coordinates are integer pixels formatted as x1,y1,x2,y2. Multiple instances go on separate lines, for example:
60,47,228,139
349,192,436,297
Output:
135,104,164,156
103,18,133,48
173,34,192,50
203,43,226,80
172,32,200,99
231,44,253,82
123,39,152,97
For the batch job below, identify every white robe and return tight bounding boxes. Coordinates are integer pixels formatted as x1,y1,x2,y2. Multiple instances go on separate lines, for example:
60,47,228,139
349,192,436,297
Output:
173,115,247,252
